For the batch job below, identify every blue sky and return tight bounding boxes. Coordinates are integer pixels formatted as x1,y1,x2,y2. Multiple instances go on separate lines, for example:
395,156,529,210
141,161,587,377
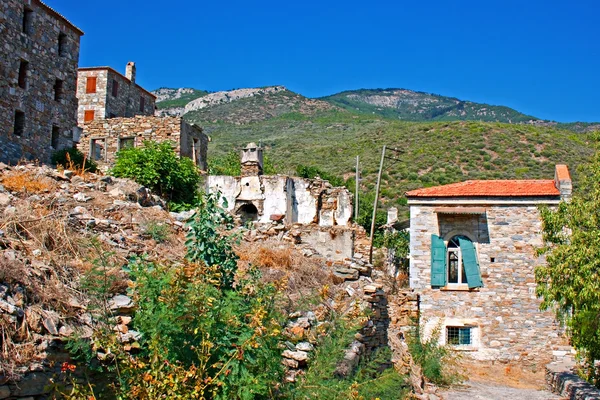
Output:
52,0,599,122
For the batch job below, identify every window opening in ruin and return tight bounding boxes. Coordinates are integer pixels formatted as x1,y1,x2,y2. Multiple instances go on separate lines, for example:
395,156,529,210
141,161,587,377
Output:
23,7,33,34
112,80,119,97
118,137,135,150
84,110,95,122
192,138,199,165
18,60,28,89
90,138,107,161
237,204,259,224
139,96,145,112
13,111,25,136
447,235,469,285
54,79,63,101
58,33,67,56
447,326,472,346
51,125,60,149
86,76,97,93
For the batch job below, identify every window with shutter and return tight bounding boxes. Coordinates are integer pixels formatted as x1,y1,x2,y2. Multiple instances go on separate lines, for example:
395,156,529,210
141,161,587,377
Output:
458,237,483,288
84,110,95,122
86,77,97,94
430,234,447,287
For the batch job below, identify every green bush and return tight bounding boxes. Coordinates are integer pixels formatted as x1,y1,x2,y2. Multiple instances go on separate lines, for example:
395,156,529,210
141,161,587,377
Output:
111,141,200,207
51,147,98,172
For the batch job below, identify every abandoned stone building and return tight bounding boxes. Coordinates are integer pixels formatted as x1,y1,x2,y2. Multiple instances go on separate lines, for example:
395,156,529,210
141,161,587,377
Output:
76,62,156,126
406,165,572,362
0,0,83,164
77,115,208,170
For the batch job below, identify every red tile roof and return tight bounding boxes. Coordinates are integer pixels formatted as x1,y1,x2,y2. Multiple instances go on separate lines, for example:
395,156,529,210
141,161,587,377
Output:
555,164,571,181
406,179,560,198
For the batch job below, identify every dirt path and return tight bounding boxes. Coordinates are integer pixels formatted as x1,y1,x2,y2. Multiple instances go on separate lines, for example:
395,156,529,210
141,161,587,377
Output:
440,381,563,400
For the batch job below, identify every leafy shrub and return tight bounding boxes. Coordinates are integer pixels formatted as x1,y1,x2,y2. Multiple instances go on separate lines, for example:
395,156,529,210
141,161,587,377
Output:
51,147,97,172
111,141,200,207
141,220,171,243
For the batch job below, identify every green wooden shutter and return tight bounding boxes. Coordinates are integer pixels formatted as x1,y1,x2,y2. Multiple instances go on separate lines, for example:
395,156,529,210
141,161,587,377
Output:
430,234,447,287
458,237,483,288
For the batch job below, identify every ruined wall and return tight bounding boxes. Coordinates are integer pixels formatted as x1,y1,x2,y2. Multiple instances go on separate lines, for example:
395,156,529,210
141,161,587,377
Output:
78,116,207,169
0,0,82,164
76,67,156,126
409,203,565,362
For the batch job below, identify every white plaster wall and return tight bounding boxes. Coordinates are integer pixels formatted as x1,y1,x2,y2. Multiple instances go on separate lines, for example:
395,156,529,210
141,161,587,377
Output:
260,176,288,223
302,229,354,260
335,190,352,226
292,178,317,224
238,176,263,201
206,175,240,211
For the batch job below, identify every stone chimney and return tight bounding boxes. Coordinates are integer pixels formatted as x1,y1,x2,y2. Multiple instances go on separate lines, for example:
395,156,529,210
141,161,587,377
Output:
125,62,136,83
240,142,263,176
554,164,572,202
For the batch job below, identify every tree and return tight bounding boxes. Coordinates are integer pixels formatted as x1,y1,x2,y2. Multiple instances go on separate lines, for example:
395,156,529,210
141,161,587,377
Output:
536,148,600,385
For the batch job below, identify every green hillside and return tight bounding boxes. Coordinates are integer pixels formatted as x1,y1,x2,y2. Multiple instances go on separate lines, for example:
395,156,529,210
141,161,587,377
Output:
186,106,594,211
321,88,537,123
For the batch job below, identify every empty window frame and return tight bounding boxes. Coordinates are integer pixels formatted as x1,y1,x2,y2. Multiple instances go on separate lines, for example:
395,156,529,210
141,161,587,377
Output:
139,96,145,112
58,33,67,56
118,137,135,150
84,110,95,122
90,138,107,161
54,79,63,101
51,125,60,149
23,7,33,34
446,326,472,346
112,80,119,97
18,60,28,89
13,111,25,136
86,76,97,94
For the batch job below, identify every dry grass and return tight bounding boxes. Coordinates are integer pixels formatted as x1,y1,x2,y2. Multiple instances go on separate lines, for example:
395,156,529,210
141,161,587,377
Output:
1,170,52,193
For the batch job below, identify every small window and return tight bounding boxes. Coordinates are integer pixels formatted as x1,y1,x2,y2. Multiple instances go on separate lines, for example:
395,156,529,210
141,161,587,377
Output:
58,33,67,56
51,125,60,149
118,137,135,150
112,80,119,97
139,96,145,112
90,138,106,161
54,79,63,101
23,7,33,34
447,326,472,346
84,110,95,122
13,111,25,136
18,60,28,89
86,76,97,94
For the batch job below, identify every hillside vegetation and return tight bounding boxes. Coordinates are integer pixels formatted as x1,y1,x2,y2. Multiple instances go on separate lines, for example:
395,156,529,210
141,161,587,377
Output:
153,87,208,110
321,88,536,123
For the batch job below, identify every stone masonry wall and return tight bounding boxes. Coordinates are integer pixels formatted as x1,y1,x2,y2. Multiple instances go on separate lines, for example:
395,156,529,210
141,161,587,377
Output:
78,116,207,169
0,0,82,164
76,67,156,126
409,203,566,363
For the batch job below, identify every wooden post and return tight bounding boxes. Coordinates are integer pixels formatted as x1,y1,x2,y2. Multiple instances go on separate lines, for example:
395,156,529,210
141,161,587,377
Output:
369,145,386,264
355,155,359,220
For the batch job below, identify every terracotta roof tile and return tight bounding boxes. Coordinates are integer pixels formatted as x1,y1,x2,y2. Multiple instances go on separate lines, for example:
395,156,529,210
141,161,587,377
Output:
406,179,560,198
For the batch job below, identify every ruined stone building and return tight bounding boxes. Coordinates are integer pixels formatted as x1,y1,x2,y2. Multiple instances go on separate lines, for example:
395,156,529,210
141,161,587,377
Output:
76,62,156,125
77,116,208,170
0,0,83,164
406,165,572,362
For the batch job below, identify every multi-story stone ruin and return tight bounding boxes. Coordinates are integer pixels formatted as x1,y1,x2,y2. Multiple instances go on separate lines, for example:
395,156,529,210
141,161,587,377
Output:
0,0,83,164
405,165,572,362
77,115,208,170
76,62,156,125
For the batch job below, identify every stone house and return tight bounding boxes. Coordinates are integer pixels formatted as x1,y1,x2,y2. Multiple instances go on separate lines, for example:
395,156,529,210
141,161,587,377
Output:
77,115,208,170
0,0,83,164
405,165,572,362
76,62,156,126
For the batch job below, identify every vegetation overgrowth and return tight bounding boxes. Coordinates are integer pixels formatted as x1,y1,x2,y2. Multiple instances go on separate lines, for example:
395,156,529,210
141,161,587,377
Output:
51,147,98,173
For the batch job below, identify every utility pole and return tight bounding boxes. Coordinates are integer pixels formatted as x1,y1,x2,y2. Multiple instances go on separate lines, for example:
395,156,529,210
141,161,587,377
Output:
369,145,386,264
355,156,359,220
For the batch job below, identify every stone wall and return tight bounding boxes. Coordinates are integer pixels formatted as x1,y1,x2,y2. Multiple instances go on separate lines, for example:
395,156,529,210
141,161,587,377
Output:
409,203,566,362
206,175,353,227
0,0,82,164
76,65,156,126
78,116,207,169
